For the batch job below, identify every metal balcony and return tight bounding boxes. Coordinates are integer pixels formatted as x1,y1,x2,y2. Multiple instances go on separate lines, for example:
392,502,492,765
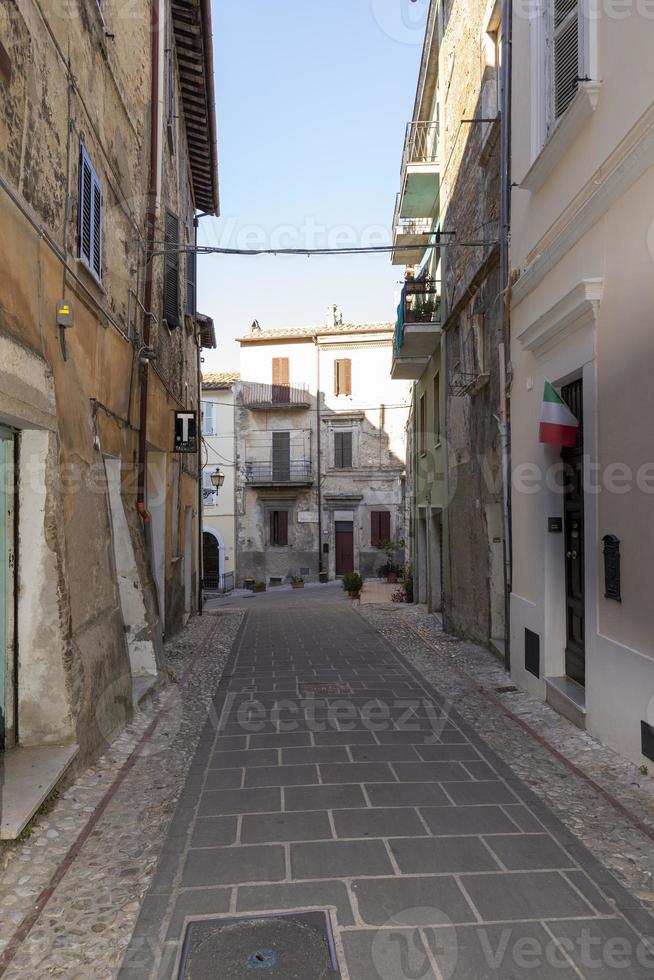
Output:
243,460,313,486
392,121,440,266
242,382,311,409
391,279,442,380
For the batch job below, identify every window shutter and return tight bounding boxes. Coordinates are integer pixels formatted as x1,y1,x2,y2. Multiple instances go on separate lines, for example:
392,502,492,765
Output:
371,512,380,547
278,510,288,546
343,359,352,395
185,249,196,316
272,431,290,481
335,431,352,468
79,143,102,280
380,511,391,542
553,0,579,121
163,211,180,327
272,358,289,385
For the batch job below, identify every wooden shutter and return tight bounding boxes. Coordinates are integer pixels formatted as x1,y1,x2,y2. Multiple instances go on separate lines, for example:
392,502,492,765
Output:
334,359,352,395
272,431,290,481
270,510,288,546
79,143,103,280
335,431,352,468
163,211,180,327
380,511,391,542
371,511,380,547
553,0,579,121
272,358,289,385
185,249,196,316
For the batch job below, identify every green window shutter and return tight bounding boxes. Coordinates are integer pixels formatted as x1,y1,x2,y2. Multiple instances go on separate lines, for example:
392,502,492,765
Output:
185,249,196,316
163,211,180,327
335,431,352,469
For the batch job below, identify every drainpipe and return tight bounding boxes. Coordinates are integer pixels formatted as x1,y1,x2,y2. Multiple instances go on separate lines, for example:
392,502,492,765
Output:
498,0,513,671
136,0,162,526
194,216,203,615
315,337,323,578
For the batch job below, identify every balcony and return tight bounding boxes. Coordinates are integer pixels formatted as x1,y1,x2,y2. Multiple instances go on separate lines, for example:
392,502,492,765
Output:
392,121,440,266
391,279,442,380
242,382,311,410
243,460,313,486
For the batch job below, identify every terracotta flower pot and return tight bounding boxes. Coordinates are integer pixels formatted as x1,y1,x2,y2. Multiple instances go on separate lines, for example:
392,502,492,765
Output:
348,591,360,599
387,573,398,584
291,582,304,589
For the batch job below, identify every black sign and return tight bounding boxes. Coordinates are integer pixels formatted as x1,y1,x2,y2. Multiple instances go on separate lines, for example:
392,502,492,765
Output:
174,411,198,453
602,534,621,601
548,517,563,533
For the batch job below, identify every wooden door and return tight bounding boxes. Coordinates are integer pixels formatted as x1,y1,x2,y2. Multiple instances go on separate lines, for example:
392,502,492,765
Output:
335,521,354,575
561,380,585,686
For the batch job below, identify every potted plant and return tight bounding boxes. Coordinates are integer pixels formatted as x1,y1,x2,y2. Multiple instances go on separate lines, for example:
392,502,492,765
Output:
319,570,329,584
244,577,255,590
342,572,363,599
378,538,405,584
290,576,304,589
251,581,266,593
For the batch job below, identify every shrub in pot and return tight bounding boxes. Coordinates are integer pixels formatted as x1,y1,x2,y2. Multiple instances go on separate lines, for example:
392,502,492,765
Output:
251,581,266,593
342,572,363,598
290,576,305,589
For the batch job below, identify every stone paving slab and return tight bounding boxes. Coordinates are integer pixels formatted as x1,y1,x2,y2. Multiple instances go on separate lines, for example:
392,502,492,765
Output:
119,590,654,980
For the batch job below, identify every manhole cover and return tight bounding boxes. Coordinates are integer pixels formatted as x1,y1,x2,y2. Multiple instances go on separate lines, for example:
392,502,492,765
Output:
178,911,340,979
300,682,353,698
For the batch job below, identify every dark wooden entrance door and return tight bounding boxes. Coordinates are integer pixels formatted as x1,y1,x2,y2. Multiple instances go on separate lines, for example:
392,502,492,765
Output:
335,521,354,575
561,379,585,686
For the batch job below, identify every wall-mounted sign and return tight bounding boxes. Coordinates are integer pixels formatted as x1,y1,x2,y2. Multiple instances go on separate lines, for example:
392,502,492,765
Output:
174,411,198,453
602,534,621,601
298,512,319,524
548,517,562,533
56,299,73,328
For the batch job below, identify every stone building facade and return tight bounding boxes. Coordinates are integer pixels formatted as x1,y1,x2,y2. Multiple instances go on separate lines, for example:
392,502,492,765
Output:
0,0,218,836
235,314,411,585
201,373,239,589
391,0,507,651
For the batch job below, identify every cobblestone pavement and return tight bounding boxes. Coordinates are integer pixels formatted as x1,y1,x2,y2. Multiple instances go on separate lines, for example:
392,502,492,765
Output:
359,602,654,916
118,588,654,980
0,609,244,980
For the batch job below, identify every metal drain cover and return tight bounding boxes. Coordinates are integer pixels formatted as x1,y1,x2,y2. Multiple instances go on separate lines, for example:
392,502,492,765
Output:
178,911,339,979
300,682,353,698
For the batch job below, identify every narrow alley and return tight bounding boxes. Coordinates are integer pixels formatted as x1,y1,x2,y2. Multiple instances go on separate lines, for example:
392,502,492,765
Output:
2,588,651,979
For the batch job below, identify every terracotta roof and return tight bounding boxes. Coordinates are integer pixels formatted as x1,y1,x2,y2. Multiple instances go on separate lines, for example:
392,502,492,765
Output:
202,371,240,389
237,322,394,343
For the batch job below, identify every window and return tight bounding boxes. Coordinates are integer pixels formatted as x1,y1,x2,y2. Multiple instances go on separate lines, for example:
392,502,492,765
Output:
163,211,180,327
433,373,441,445
371,511,391,548
552,0,579,123
202,468,216,501
78,143,103,281
334,359,352,396
272,358,290,402
419,393,426,454
201,400,216,436
185,248,196,316
334,430,353,469
269,510,289,546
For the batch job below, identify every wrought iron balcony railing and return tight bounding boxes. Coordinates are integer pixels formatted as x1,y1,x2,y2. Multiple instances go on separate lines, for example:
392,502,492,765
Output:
243,460,313,484
401,120,439,176
242,382,311,409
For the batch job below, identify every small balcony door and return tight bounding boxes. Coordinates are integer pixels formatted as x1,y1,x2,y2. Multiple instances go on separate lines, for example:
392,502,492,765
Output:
272,431,291,482
272,357,290,404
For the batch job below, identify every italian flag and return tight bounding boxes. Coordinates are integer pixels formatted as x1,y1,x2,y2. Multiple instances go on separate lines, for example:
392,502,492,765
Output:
539,381,579,447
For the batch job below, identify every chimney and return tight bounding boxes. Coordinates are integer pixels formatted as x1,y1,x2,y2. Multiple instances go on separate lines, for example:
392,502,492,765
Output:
251,319,261,333
326,305,343,328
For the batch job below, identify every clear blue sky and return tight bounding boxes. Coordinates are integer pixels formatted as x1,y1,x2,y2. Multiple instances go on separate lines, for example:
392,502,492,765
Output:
199,0,429,372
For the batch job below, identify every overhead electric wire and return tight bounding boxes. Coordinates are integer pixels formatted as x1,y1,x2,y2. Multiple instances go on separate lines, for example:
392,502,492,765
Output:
146,239,499,259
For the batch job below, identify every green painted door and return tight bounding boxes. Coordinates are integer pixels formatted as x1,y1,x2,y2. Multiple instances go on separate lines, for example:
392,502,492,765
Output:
0,426,15,750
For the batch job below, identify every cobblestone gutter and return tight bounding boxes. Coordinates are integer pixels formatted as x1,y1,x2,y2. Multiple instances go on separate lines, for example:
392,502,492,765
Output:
0,609,244,980
358,602,654,916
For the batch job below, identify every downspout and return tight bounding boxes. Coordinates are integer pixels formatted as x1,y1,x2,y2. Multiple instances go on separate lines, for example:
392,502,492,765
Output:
498,0,513,671
315,337,323,578
136,0,162,526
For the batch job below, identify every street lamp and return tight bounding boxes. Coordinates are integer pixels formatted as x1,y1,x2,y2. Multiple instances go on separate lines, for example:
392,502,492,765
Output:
210,467,225,490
